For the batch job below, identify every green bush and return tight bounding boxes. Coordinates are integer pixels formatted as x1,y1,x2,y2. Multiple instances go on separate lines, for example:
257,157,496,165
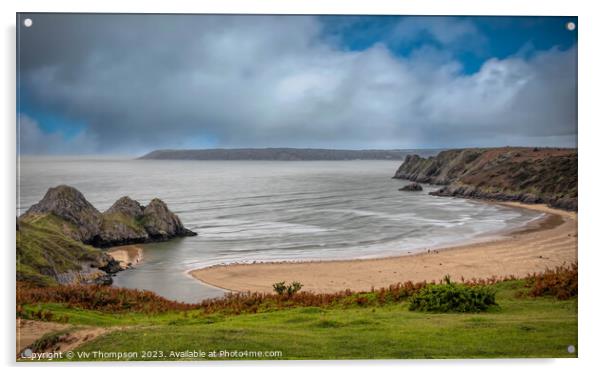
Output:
408,277,496,313
272,281,303,297
272,281,287,295
287,281,303,296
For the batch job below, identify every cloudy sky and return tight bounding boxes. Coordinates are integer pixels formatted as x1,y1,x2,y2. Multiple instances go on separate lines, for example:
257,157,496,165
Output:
17,14,577,155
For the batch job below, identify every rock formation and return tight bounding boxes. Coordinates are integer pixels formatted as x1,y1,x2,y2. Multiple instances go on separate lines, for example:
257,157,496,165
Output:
97,196,196,246
18,186,197,286
393,147,577,211
23,185,103,243
399,182,423,191
21,186,197,247
105,196,145,217
98,197,149,246
141,198,196,240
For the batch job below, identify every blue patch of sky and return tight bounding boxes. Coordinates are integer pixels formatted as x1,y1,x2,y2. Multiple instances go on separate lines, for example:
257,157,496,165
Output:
320,15,577,74
18,88,88,139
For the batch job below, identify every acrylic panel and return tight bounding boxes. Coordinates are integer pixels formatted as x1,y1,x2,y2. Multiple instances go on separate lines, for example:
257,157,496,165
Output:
16,13,578,361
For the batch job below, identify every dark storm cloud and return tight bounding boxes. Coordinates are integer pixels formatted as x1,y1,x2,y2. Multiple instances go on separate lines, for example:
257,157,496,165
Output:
18,14,577,154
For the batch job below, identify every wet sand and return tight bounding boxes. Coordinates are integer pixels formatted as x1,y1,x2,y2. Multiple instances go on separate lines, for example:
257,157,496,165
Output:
190,202,577,293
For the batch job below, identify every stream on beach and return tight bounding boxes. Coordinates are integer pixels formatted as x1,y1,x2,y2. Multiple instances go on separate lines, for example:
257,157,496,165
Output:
18,157,543,302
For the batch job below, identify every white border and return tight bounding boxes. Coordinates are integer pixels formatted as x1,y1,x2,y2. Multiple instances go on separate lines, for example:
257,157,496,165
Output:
2,1,601,374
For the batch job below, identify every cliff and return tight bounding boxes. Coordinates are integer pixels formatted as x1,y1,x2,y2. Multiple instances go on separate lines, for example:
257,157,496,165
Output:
98,196,196,246
139,148,443,161
17,185,196,286
393,147,577,211
23,185,103,244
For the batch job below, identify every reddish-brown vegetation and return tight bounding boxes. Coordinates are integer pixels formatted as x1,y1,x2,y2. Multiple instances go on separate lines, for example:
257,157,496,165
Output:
17,282,199,314
199,280,428,314
16,264,577,316
522,263,578,300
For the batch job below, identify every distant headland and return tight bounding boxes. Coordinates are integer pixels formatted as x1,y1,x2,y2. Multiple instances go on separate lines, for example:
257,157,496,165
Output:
138,148,443,161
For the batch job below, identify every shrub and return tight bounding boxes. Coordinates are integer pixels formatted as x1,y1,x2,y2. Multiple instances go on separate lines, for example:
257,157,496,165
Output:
272,281,303,297
287,281,303,296
522,263,577,300
272,281,286,295
408,277,497,313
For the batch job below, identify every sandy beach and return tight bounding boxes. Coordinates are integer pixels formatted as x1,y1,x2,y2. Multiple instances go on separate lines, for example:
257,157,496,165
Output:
107,245,144,268
190,202,577,293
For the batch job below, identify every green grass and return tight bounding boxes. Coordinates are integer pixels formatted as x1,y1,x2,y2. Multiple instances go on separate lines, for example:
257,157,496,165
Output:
21,280,577,360
17,214,102,285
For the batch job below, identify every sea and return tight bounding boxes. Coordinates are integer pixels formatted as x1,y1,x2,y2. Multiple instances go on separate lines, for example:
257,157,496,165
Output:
18,157,542,302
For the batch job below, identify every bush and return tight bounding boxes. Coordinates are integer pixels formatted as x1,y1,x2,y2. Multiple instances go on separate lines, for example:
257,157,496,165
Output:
287,281,303,296
272,282,286,295
272,281,303,297
408,277,497,313
523,263,577,300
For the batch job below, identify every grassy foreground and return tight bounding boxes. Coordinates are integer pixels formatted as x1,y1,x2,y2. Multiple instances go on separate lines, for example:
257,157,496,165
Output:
19,279,577,360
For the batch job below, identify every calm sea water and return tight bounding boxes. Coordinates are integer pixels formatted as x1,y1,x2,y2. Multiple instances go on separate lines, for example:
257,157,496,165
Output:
18,157,542,302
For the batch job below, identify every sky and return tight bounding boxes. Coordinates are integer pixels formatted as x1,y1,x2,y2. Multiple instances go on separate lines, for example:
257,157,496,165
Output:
17,14,578,155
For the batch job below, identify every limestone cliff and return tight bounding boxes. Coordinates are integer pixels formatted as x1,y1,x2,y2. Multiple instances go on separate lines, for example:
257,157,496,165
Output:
23,185,103,243
393,147,577,211
17,186,197,285
21,186,197,247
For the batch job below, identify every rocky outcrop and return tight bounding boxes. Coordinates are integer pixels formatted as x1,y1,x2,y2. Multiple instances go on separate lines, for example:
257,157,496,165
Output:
97,197,149,246
96,196,196,246
21,186,197,247
98,218,149,246
399,182,423,191
394,149,485,184
141,198,196,240
105,196,145,217
393,147,577,211
18,186,197,286
23,185,103,243
55,254,120,285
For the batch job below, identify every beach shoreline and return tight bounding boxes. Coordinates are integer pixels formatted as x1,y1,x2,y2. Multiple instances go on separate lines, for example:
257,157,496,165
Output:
189,202,577,294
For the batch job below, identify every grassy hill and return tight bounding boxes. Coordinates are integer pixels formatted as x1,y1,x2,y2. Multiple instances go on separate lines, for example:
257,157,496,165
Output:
17,214,105,286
